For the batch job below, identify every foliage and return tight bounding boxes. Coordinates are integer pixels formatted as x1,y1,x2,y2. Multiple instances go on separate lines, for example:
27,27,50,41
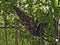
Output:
0,0,60,45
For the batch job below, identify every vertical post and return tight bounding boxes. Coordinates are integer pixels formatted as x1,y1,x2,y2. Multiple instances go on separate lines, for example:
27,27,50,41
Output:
14,14,18,45
15,27,18,45
5,25,8,45
40,36,43,45
58,19,60,45
58,30,60,45
39,23,45,45
54,18,58,45
3,12,8,45
29,2,34,45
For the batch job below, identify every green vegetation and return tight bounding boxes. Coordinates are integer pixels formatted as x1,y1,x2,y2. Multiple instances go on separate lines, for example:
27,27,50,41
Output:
0,0,60,45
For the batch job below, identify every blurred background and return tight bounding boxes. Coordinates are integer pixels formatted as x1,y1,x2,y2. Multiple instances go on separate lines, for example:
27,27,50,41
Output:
0,0,60,45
